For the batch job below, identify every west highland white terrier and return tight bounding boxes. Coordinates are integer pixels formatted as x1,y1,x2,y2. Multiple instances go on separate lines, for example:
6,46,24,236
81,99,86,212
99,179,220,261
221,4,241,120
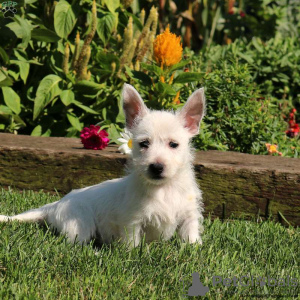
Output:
0,84,206,247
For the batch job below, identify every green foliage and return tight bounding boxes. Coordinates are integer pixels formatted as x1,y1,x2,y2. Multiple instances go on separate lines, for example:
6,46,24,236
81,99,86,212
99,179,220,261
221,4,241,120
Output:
0,0,298,158
201,37,300,108
0,0,135,137
192,61,299,157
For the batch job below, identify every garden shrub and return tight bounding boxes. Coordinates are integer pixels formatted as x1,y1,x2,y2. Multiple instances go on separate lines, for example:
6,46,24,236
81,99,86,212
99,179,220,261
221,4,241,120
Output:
199,37,300,108
191,60,299,157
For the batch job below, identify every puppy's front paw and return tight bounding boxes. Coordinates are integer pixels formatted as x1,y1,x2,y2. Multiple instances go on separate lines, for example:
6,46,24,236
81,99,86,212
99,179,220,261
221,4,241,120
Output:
187,235,202,245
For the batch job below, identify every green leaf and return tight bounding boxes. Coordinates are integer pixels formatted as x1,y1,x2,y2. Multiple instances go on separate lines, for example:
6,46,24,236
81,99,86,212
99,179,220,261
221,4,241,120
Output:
252,37,263,53
31,125,42,136
33,75,62,120
95,52,120,71
67,113,82,131
74,81,105,96
0,47,10,65
0,105,12,115
2,87,21,114
0,70,13,87
173,72,204,84
54,0,77,39
10,60,30,84
104,0,120,13
60,90,75,106
236,51,254,64
97,12,118,45
141,63,163,76
131,71,152,86
31,28,61,42
6,15,32,49
73,100,99,114
156,82,177,96
168,60,191,73
107,123,120,144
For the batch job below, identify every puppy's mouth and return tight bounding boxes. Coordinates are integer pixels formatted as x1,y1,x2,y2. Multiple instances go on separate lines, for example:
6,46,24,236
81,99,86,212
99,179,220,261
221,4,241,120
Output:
150,174,164,180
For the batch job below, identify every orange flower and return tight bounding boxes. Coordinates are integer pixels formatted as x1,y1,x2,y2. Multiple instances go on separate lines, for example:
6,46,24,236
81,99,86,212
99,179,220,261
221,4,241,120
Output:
172,91,180,105
265,143,282,156
153,25,182,68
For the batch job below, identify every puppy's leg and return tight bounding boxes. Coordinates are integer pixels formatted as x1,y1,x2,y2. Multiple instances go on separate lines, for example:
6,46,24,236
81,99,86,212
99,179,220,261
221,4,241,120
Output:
178,212,203,244
121,225,142,248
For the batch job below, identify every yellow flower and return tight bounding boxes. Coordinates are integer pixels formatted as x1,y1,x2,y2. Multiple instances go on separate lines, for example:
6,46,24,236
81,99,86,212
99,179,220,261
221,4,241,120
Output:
265,143,282,156
153,25,182,68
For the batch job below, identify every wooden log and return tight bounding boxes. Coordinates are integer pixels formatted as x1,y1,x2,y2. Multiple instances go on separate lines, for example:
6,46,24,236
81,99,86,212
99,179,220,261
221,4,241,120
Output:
0,133,299,226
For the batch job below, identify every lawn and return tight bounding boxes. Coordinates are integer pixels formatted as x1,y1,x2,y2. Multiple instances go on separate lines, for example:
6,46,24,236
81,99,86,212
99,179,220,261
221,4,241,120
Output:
0,188,299,299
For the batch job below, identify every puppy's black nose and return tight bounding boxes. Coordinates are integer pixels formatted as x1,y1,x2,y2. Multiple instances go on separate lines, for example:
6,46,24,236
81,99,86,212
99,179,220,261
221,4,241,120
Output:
149,163,164,178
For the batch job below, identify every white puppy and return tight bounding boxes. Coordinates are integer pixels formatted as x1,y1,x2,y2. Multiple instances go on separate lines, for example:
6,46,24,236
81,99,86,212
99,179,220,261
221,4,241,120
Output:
0,84,206,247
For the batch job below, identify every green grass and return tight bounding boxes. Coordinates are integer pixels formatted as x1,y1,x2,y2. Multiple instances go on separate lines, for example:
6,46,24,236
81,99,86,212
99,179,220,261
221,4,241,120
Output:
0,188,299,299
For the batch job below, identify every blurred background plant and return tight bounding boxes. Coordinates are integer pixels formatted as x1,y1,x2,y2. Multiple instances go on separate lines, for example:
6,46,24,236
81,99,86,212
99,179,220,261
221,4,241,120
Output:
0,0,299,156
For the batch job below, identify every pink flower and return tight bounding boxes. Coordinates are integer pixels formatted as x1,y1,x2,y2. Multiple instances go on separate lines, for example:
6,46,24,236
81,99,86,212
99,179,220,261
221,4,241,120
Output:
80,125,109,150
239,11,246,18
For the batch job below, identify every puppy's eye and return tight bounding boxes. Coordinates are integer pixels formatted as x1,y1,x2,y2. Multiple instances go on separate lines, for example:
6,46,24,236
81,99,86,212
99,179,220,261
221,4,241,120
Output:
139,140,150,148
169,141,179,149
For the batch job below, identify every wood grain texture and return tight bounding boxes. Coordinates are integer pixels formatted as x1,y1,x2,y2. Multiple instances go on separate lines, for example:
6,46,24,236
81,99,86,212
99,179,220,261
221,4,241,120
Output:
0,133,299,225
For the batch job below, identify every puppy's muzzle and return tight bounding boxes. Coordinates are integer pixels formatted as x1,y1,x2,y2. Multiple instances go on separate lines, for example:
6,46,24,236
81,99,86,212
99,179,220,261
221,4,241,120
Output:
148,163,165,179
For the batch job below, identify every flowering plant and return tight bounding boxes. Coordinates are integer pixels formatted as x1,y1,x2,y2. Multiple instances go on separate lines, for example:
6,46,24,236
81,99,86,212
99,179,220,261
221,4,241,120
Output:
80,125,109,150
286,108,299,138
117,129,133,155
124,25,203,110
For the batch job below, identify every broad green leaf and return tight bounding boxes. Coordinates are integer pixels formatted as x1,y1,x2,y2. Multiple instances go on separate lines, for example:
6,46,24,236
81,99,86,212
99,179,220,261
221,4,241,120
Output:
2,87,21,114
67,113,82,131
74,81,105,96
60,90,75,106
95,52,120,71
33,75,62,120
173,72,204,84
0,105,12,115
97,12,118,45
31,125,42,136
0,70,13,87
141,63,163,76
31,28,61,42
54,0,77,39
157,82,177,96
104,0,120,13
10,60,30,84
6,15,32,49
73,100,99,114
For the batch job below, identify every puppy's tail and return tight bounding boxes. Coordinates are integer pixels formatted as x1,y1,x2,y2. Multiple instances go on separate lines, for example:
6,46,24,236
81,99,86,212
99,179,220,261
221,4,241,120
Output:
0,208,46,223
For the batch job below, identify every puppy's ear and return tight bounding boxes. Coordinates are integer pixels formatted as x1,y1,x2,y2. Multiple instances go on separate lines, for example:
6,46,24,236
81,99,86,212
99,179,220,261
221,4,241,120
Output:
178,88,206,136
122,84,149,128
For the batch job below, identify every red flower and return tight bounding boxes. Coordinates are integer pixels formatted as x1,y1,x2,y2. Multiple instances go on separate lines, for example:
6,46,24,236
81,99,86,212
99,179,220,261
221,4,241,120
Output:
80,125,109,150
239,11,246,18
286,108,299,138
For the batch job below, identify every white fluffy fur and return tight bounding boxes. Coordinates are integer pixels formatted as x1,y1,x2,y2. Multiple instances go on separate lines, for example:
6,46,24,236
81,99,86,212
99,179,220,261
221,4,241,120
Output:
0,84,206,247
